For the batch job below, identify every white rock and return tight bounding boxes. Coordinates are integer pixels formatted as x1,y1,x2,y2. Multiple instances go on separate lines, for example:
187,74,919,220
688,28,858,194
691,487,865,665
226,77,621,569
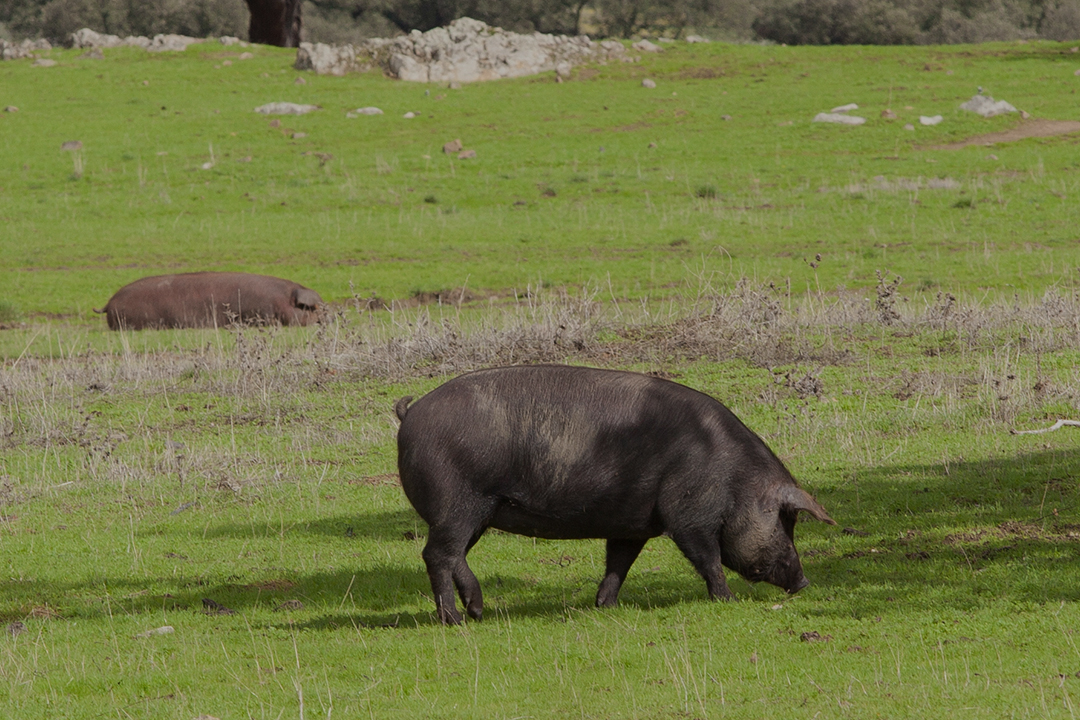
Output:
813,112,866,125
32,58,57,67
147,34,201,52
919,115,943,125
685,35,709,43
642,78,656,88
352,106,383,115
959,94,1016,117
219,36,242,46
632,39,663,53
403,111,416,118
388,53,427,82
904,123,915,130
254,102,321,115
135,626,174,638
830,103,858,113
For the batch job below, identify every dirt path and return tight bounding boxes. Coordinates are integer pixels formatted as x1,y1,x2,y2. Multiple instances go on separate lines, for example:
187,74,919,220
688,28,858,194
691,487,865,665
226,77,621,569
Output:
932,118,1080,149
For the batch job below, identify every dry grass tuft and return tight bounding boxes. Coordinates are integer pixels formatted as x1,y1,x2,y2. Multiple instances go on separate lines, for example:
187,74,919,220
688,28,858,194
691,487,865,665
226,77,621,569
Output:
3,279,1080,496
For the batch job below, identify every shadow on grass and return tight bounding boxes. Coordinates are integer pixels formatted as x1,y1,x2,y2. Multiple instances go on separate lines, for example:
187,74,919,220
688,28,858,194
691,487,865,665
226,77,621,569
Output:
4,449,1078,627
198,509,422,542
794,445,1080,616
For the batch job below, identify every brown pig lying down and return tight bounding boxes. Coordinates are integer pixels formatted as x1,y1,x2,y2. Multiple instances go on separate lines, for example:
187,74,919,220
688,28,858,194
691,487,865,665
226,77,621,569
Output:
96,272,323,330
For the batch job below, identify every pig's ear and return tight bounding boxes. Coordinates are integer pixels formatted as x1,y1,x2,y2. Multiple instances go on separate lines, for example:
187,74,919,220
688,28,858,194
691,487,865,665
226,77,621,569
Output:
293,288,321,310
780,486,836,525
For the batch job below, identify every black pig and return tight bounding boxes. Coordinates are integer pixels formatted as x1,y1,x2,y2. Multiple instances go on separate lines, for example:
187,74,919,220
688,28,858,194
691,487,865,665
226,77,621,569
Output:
395,365,835,624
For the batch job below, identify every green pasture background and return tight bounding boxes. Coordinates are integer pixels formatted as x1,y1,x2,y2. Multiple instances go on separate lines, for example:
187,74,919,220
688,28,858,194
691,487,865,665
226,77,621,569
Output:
1,40,1079,321
2,38,1080,719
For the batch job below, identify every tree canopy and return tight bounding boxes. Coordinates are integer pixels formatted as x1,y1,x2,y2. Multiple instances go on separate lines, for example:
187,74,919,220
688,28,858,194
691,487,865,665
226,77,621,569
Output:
1,0,1077,46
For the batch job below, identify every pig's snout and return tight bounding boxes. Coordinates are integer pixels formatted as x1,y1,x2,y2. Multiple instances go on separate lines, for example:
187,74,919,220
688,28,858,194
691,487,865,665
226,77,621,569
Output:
787,576,810,594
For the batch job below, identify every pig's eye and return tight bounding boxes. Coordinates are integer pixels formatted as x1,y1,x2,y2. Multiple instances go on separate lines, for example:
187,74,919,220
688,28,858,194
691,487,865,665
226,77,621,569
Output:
746,564,767,580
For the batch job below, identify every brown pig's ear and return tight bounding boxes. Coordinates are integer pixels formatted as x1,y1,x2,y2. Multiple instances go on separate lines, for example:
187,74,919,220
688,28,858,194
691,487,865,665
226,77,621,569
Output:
780,486,836,525
293,288,321,310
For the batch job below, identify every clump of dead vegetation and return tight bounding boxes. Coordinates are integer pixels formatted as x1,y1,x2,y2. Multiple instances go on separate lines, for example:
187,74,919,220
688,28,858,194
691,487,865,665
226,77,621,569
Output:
312,275,1080,379
3,277,1080,494
4,277,1080,402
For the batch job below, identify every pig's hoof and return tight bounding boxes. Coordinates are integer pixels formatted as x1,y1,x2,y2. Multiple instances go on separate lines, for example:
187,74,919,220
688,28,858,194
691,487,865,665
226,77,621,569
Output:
467,606,483,621
438,608,464,625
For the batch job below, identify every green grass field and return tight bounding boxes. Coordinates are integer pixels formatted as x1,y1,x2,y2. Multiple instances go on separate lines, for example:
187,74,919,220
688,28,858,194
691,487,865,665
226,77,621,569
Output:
2,39,1080,320
2,37,1080,718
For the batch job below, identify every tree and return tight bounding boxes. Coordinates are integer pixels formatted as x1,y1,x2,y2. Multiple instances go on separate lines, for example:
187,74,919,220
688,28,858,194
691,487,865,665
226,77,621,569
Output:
244,0,301,45
303,0,588,36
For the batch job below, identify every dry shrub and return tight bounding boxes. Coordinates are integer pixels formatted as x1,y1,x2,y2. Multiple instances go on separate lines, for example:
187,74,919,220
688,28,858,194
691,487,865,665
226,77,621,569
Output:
1041,0,1080,40
304,280,882,376
33,0,248,44
923,6,1037,43
912,288,1080,354
311,286,607,378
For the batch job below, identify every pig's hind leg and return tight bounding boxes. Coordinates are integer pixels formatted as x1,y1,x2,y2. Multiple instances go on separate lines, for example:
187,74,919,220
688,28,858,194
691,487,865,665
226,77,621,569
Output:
452,531,487,620
421,501,494,624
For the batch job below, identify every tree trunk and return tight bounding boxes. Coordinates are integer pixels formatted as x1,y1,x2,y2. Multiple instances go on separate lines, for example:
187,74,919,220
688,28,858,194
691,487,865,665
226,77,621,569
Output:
245,0,303,47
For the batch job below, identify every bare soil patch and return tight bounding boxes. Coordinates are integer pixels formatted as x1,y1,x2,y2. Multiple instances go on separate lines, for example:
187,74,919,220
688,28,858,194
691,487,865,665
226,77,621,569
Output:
678,66,728,80
590,122,653,133
406,287,488,307
932,119,1080,149
246,579,297,592
349,473,400,486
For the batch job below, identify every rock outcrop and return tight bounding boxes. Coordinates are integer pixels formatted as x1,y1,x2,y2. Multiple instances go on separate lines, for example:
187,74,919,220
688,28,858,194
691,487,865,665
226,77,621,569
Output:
1,38,51,60
295,17,626,82
294,42,370,76
69,28,204,52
